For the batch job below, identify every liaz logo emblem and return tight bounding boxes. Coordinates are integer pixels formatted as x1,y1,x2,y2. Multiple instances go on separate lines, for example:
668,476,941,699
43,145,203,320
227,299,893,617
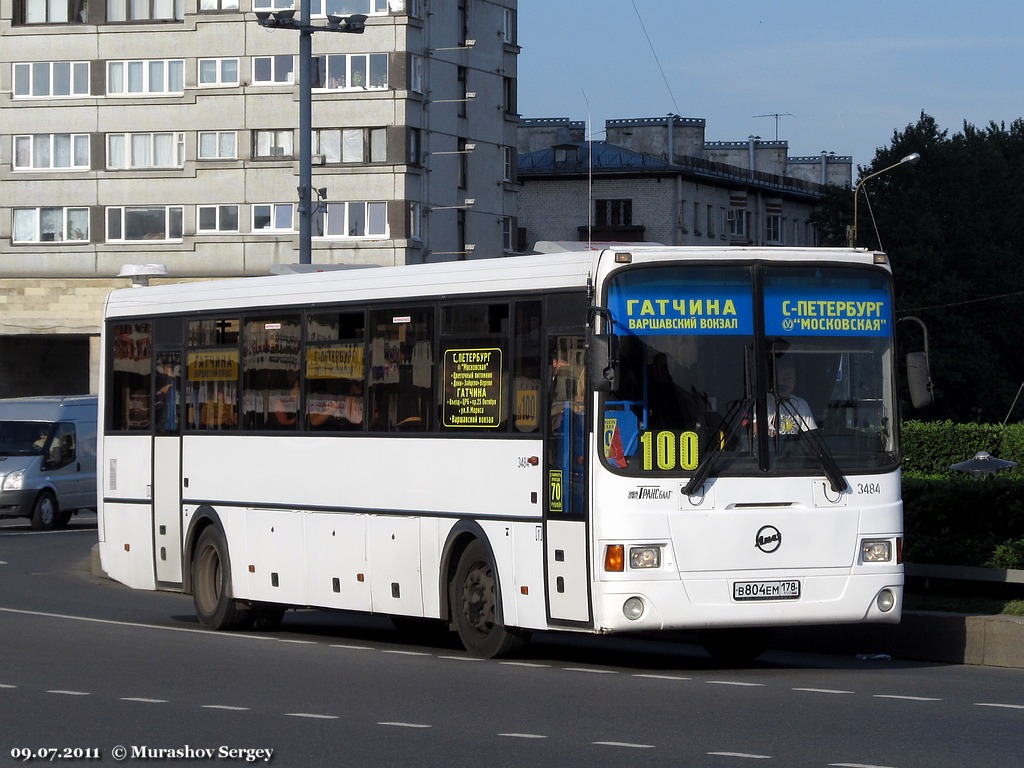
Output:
755,525,782,553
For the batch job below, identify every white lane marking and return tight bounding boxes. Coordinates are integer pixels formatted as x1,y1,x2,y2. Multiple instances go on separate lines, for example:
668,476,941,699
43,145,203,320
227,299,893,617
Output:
47,690,90,696
202,705,251,711
286,713,339,720
438,655,482,662
120,697,168,703
0,606,274,641
499,661,550,668
277,639,316,645
633,673,691,681
873,694,942,702
331,644,374,650
708,752,771,759
829,763,899,768
793,687,855,695
707,680,766,687
564,667,618,674
379,722,432,729
499,733,548,739
593,741,655,749
0,684,16,689
975,702,1024,710
382,650,431,656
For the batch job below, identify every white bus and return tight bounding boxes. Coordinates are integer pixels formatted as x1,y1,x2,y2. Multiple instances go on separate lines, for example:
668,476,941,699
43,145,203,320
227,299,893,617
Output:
98,246,914,660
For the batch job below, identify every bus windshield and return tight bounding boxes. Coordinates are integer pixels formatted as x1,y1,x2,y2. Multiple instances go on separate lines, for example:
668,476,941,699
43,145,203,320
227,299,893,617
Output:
599,263,898,481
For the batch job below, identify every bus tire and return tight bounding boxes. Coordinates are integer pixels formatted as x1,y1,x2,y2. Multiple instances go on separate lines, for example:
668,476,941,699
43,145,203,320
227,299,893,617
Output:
192,526,251,630
30,491,58,531
452,539,526,659
699,627,773,664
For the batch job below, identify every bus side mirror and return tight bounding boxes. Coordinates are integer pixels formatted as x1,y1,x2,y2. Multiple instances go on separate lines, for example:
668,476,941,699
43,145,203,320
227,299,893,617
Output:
906,351,934,409
588,334,620,393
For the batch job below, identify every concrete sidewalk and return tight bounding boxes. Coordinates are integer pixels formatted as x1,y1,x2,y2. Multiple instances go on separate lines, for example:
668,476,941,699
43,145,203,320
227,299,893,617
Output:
774,611,1024,668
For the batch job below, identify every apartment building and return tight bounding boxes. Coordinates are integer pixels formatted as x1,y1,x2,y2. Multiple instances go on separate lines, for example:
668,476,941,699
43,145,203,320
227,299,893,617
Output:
0,0,520,395
517,115,851,251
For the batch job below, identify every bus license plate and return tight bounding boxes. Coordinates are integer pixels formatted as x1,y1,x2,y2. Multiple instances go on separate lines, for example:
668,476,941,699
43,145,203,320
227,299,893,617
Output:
733,580,801,601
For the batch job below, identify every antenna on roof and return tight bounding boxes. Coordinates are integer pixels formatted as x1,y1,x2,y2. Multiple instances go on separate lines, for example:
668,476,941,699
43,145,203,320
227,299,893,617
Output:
753,112,793,141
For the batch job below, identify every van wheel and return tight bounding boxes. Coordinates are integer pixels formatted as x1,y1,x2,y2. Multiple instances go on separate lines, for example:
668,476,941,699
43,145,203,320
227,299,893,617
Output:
452,539,526,658
30,491,58,531
192,526,251,630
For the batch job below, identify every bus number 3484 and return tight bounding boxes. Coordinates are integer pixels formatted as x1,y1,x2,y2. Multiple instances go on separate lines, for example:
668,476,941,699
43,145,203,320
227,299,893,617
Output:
639,430,699,472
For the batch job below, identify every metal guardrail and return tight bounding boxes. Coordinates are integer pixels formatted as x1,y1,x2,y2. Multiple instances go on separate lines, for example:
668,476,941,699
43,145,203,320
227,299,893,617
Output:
905,563,1024,585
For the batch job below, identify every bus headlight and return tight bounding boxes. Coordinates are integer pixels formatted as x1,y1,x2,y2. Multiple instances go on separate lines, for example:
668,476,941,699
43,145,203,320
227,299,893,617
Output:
623,597,645,620
860,539,892,563
2,470,24,492
629,546,661,569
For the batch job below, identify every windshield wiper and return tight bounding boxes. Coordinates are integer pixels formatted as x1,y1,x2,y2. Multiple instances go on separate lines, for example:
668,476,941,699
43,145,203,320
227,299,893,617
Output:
775,399,847,493
683,397,751,496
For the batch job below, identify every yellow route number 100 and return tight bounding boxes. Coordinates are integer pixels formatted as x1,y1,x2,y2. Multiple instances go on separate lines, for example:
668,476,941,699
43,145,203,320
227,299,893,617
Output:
638,430,700,472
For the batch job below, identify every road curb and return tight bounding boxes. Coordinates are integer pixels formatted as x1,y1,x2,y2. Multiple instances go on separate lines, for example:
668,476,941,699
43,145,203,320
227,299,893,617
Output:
774,611,1024,668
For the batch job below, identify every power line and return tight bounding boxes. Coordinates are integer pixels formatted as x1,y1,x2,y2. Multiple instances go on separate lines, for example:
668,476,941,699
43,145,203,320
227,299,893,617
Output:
630,0,679,115
900,289,1024,314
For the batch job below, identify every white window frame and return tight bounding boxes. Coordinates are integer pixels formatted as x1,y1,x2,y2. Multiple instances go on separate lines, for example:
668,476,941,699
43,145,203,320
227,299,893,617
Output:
314,127,386,164
252,55,295,85
252,0,293,10
502,217,513,252
409,54,424,94
197,204,240,233
252,203,295,233
13,133,90,171
502,147,514,183
198,0,239,10
766,214,782,244
106,132,185,169
107,59,185,95
316,201,388,239
308,0,387,17
502,8,515,44
20,0,88,23
314,53,388,91
13,61,90,98
409,202,423,242
727,208,747,238
253,130,294,158
198,58,240,87
106,206,184,242
13,206,89,243
106,0,184,21
198,131,237,160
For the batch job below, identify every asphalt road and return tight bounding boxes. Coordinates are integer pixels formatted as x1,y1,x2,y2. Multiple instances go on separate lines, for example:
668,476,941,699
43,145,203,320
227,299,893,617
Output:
2,515,1022,768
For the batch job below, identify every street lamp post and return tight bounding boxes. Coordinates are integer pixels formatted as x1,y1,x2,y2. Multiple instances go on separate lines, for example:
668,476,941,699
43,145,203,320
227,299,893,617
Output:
255,9,367,265
848,151,920,248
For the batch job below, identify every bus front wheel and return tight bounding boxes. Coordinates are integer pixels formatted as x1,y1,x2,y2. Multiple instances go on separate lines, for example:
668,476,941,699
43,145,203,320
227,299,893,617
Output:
192,526,251,630
699,627,773,664
452,539,526,659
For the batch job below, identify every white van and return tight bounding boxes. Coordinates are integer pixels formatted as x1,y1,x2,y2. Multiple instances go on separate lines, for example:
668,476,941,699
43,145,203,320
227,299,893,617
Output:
0,395,97,530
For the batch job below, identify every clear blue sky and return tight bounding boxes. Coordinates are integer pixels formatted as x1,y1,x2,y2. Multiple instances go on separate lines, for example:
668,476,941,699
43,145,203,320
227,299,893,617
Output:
517,1,1024,168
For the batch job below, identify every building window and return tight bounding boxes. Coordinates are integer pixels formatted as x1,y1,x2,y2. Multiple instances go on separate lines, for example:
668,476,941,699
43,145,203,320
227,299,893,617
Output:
253,55,295,85
314,53,387,90
13,207,89,243
107,60,185,95
253,130,294,158
317,201,388,238
409,54,424,93
692,202,701,236
107,132,185,169
502,8,515,44
308,0,387,15
766,214,782,244
595,199,632,228
457,66,468,117
503,76,516,115
706,205,715,238
314,128,387,164
106,206,183,242
13,134,90,170
253,203,294,232
198,58,240,87
15,0,88,24
408,127,422,166
727,208,747,238
457,138,469,189
502,146,514,183
107,0,184,21
252,0,293,10
502,217,513,252
197,205,240,233
409,202,423,241
198,0,239,10
13,61,89,98
198,131,237,160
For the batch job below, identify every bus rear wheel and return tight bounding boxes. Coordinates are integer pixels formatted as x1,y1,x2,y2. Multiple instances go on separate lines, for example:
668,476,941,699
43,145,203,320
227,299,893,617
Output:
452,539,526,659
192,526,251,630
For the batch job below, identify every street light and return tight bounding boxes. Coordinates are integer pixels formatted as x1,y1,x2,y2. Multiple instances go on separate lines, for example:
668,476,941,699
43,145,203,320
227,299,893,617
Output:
255,9,367,265
848,151,920,248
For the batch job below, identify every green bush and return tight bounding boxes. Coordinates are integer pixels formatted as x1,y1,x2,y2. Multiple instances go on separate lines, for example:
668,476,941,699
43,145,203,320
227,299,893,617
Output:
986,539,1024,570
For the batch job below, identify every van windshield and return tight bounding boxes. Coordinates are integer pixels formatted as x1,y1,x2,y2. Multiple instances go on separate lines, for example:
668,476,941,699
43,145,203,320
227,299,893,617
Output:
0,421,53,456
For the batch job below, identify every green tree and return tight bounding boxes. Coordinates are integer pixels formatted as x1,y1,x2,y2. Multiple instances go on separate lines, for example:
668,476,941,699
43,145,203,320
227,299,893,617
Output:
841,113,1024,423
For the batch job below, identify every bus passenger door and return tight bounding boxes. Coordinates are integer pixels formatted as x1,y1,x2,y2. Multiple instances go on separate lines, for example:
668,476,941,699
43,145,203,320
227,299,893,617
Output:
153,350,183,586
544,335,592,625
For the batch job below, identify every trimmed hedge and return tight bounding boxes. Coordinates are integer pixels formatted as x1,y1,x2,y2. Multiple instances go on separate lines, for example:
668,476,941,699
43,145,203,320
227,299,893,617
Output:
901,421,1024,567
